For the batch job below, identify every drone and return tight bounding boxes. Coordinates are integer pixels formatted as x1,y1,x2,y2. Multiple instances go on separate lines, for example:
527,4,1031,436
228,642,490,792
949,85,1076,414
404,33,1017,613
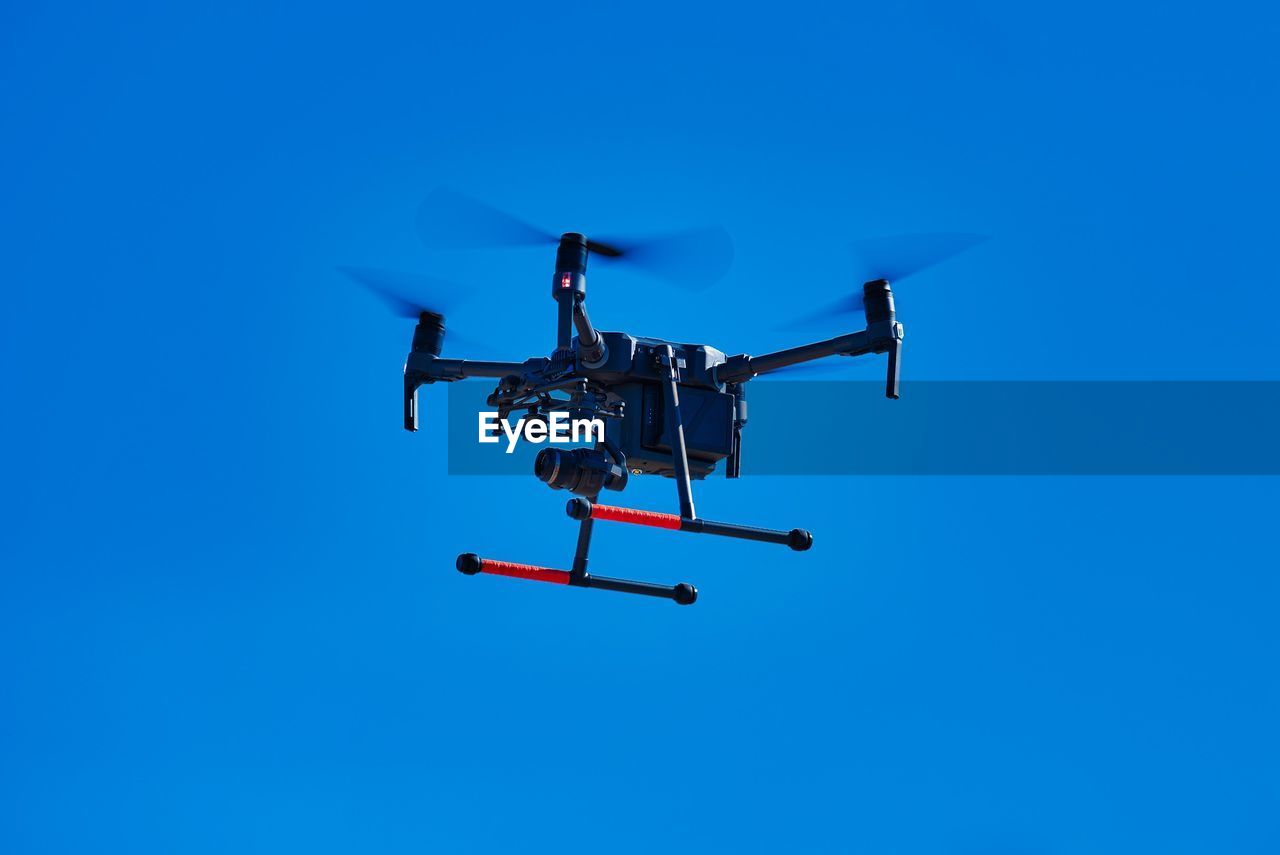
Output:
347,188,984,605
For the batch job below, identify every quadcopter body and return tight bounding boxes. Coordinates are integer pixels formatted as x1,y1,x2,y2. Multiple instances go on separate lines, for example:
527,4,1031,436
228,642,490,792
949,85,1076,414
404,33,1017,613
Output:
392,226,905,604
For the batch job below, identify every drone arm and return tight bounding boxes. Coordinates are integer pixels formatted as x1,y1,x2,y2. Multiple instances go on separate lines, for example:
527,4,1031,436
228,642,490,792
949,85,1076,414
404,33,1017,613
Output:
572,299,607,366
717,280,903,398
716,326,902,398
402,353,532,431
405,352,529,380
718,330,874,382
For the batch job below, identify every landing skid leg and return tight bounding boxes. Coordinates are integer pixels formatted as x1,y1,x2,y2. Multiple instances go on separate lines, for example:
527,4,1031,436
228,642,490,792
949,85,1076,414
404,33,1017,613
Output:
458,481,698,605
657,345,697,519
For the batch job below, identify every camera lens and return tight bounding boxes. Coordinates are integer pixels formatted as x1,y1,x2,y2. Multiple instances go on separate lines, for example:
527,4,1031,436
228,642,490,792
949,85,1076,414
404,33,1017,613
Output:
534,447,627,496
535,447,568,488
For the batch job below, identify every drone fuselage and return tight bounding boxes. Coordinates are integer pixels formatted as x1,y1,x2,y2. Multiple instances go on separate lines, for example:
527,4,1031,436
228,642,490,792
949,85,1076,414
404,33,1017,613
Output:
577,332,734,479
396,228,904,604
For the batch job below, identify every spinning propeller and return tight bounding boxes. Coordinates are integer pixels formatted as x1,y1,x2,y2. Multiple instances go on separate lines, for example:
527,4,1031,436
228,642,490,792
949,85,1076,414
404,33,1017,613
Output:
772,231,988,376
338,266,461,319
415,187,735,290
338,265,489,355
342,187,736,353
783,232,988,328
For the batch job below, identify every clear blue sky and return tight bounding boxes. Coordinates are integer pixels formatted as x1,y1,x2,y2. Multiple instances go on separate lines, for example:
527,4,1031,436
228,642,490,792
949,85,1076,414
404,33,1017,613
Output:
2,2,1278,852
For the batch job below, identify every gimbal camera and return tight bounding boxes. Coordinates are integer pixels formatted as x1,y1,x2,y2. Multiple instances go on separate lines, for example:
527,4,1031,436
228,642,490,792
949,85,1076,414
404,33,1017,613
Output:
350,190,979,605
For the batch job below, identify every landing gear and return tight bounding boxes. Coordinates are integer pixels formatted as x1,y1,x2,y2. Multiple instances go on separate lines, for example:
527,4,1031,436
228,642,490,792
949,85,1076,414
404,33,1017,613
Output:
456,346,812,605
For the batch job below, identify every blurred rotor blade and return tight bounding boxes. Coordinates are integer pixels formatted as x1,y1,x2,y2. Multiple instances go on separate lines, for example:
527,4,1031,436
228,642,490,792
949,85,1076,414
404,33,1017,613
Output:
339,266,493,353
415,187,733,289
590,226,735,290
851,232,988,283
777,232,990,330
415,186,555,250
777,292,867,329
338,266,464,317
